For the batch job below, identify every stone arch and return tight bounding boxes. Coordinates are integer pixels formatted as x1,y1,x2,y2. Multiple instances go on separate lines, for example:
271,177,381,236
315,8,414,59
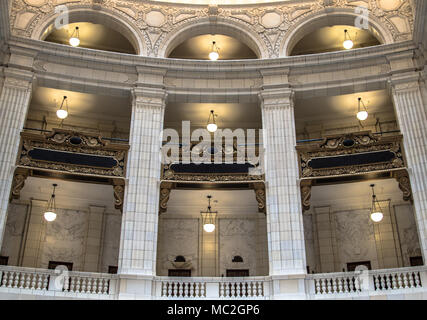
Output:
32,7,145,56
281,8,394,57
158,17,269,59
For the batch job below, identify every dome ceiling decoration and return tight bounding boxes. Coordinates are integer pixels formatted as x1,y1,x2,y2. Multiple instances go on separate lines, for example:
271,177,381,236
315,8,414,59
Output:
11,0,414,58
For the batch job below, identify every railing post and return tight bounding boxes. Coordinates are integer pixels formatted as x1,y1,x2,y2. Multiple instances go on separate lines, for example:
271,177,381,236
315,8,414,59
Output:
419,269,427,287
206,282,219,299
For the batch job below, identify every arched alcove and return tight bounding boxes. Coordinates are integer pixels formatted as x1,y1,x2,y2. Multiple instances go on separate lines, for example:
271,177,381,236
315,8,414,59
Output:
168,34,258,60
34,9,144,55
290,25,381,56
159,18,267,59
282,10,393,57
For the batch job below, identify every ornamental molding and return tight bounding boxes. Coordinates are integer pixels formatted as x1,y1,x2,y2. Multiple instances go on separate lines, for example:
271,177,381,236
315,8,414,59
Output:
10,0,415,59
18,128,129,178
296,131,406,179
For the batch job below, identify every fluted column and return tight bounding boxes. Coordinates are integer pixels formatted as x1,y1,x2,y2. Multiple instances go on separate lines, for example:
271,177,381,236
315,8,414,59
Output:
260,88,307,276
0,70,33,247
118,87,167,276
391,75,427,263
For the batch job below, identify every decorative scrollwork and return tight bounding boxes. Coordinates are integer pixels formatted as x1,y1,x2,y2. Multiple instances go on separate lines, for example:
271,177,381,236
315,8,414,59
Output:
113,184,125,211
159,182,173,214
11,169,29,200
300,179,312,212
393,169,413,202
253,182,266,214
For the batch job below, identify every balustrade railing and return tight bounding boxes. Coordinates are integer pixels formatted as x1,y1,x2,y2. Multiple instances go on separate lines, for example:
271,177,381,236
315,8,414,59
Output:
371,268,423,291
0,266,117,297
219,280,265,298
309,266,427,297
155,277,269,299
160,280,206,298
1,266,425,299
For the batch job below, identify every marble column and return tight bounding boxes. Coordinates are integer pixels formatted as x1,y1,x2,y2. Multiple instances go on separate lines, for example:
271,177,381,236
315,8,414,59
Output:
0,70,33,247
260,88,307,276
118,87,167,276
391,74,427,264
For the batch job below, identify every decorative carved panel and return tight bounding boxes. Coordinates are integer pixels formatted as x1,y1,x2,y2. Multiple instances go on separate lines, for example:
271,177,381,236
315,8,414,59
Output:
18,128,129,178
296,132,405,179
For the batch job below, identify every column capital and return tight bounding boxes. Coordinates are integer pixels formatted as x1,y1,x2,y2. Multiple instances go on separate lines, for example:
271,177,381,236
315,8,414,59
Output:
3,68,34,90
131,86,168,110
259,87,295,110
389,72,422,94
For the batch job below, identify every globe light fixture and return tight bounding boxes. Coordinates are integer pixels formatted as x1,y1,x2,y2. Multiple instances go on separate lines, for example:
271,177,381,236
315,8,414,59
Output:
370,184,384,223
56,96,69,119
207,110,218,132
209,41,220,61
357,97,369,121
201,195,218,233
343,29,354,50
69,26,80,47
44,184,58,222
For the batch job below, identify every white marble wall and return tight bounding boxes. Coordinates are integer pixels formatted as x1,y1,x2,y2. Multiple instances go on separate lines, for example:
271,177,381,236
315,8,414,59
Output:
1,202,122,272
156,216,268,277
304,203,420,273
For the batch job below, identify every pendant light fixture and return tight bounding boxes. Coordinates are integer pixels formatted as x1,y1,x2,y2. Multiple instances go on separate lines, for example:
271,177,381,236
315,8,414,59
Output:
44,184,58,222
209,41,220,61
370,184,384,223
356,97,368,121
343,29,354,50
56,96,69,120
69,26,80,47
206,110,218,133
201,195,218,233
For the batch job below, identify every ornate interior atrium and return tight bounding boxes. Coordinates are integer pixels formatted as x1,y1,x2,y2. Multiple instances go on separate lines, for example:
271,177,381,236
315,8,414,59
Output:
0,0,426,300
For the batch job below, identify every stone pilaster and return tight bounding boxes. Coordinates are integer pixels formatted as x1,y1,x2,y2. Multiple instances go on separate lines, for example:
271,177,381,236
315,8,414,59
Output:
118,87,167,277
0,69,33,247
83,206,105,272
259,87,307,276
391,73,427,264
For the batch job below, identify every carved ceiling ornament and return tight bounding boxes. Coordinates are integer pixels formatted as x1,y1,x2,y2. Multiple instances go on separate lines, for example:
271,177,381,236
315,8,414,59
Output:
10,0,415,58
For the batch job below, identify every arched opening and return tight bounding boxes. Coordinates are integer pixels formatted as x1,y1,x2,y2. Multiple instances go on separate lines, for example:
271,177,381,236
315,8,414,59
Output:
168,34,258,60
283,11,392,57
161,19,266,59
36,10,143,55
290,25,381,56
43,22,137,54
